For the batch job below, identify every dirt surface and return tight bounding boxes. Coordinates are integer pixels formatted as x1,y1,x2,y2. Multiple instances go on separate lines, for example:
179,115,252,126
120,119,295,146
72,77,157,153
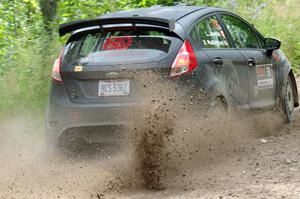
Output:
1,89,300,198
1,111,300,199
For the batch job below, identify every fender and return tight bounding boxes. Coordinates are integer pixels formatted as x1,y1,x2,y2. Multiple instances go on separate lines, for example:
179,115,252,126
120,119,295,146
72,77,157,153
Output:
288,71,299,107
273,50,299,107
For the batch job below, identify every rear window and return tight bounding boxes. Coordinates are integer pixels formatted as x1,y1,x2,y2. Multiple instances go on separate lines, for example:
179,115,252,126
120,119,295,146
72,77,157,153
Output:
63,28,179,66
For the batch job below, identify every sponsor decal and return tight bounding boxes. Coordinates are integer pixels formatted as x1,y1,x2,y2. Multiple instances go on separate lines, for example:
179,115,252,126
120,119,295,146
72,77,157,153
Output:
256,66,265,77
257,78,274,87
266,65,272,78
256,64,274,89
74,65,83,72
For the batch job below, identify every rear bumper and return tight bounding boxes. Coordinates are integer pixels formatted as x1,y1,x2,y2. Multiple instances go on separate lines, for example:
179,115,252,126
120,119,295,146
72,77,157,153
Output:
46,83,141,141
45,74,204,143
46,103,136,133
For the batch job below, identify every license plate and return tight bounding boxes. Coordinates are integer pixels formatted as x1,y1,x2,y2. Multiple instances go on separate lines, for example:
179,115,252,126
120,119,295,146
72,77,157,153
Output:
98,80,130,96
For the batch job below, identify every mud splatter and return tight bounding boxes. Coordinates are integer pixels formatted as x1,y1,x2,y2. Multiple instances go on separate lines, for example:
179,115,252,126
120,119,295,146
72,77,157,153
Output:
0,72,292,198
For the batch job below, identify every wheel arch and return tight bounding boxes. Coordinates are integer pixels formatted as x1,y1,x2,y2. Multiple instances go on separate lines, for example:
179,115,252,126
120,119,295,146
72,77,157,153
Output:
288,70,299,107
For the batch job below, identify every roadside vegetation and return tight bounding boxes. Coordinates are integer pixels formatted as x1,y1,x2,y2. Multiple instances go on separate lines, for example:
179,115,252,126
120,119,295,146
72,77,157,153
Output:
0,0,299,118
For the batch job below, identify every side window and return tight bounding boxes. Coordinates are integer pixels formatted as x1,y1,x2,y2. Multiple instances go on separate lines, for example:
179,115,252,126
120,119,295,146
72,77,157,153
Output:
79,33,100,57
194,15,230,48
221,15,260,49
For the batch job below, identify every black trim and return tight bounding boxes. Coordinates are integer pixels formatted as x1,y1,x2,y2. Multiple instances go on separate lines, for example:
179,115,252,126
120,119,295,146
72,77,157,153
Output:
59,17,175,37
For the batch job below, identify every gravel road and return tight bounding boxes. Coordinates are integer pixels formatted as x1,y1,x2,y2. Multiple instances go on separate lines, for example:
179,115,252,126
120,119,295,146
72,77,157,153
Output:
1,101,300,199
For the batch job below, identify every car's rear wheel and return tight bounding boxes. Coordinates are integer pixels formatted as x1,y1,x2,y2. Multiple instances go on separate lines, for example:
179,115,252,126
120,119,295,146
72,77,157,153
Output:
282,75,295,123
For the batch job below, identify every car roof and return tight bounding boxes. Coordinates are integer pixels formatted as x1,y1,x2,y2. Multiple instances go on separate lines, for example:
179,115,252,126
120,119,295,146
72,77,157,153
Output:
99,6,228,38
100,5,209,21
63,6,228,39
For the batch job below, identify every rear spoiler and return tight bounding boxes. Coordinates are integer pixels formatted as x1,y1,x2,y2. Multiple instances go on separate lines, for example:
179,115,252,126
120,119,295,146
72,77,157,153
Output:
59,17,176,37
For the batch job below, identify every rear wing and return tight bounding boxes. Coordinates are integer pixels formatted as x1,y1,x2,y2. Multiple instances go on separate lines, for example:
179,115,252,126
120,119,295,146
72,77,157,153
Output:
59,17,176,37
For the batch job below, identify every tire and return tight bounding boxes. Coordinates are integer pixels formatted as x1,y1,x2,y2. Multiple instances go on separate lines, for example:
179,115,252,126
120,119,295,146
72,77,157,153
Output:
282,75,295,123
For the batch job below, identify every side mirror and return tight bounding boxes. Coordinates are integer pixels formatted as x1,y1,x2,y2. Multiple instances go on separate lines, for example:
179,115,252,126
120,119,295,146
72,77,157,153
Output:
265,38,281,55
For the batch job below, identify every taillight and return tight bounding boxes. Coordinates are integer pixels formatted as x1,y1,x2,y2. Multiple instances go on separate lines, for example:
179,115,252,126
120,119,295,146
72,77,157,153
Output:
170,40,198,77
52,50,63,83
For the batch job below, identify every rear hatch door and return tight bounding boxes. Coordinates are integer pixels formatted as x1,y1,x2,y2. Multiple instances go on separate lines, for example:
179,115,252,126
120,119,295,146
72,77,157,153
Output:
61,27,182,104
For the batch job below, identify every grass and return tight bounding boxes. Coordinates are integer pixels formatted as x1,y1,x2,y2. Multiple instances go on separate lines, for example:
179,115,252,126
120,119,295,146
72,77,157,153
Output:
0,0,299,118
0,36,61,118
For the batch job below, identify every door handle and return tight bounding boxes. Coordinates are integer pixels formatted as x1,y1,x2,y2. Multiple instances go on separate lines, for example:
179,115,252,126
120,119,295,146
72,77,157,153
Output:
214,57,223,66
248,58,256,67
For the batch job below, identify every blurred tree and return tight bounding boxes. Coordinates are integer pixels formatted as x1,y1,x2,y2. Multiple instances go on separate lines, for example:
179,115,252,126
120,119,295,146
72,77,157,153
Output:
40,0,57,35
0,0,299,117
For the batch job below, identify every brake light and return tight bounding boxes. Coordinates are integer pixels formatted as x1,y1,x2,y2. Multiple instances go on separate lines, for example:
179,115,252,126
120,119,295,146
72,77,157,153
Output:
52,50,63,83
170,40,198,77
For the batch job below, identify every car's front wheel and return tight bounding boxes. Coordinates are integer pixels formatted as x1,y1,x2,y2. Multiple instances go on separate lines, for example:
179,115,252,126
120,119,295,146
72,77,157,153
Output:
282,75,295,123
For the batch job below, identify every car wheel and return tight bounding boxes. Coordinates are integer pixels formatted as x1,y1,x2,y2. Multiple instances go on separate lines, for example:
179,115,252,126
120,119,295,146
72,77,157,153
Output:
282,75,295,123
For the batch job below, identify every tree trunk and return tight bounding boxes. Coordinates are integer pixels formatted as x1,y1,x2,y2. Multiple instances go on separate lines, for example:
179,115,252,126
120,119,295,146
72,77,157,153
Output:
39,0,57,37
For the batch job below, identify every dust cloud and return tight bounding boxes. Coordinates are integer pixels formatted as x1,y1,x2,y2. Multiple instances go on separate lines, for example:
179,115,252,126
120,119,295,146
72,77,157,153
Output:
0,72,285,198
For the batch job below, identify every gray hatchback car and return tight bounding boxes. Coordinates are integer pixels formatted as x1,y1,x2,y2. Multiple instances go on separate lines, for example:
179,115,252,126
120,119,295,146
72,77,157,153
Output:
46,5,298,150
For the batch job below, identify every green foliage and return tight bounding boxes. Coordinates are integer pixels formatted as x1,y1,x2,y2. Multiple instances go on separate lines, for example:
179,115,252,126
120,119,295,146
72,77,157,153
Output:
0,0,299,117
57,0,175,23
0,34,60,117
0,0,42,67
227,0,300,70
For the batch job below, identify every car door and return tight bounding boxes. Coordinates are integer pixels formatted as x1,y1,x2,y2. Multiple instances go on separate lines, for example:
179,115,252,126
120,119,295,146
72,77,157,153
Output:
219,14,276,109
190,15,249,106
